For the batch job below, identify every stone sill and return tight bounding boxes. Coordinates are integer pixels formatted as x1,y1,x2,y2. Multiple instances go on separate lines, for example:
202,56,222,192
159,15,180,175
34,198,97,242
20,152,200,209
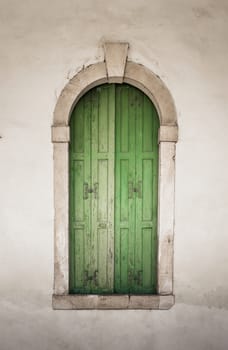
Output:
52,294,174,310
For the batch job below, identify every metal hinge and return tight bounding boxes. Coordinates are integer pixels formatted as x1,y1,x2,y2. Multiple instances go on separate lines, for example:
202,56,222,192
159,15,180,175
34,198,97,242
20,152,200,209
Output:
128,270,143,286
128,181,142,198
83,182,99,199
84,270,98,286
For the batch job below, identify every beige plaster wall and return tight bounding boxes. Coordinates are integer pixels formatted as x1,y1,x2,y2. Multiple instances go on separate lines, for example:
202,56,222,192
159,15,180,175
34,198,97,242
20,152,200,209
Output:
0,0,228,349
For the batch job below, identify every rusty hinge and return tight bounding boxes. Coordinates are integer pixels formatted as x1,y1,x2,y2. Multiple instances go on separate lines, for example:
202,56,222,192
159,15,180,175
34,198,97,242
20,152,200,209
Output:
128,270,143,286
83,182,99,199
128,181,142,199
84,270,98,286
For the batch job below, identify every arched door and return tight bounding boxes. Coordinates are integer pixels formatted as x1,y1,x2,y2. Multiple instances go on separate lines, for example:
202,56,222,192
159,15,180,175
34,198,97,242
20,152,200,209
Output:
69,84,159,294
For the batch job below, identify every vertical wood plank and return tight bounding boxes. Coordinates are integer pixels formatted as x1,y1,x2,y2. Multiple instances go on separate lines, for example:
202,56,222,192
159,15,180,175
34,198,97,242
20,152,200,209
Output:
69,92,91,293
74,228,85,289
83,92,92,292
128,86,136,292
135,89,143,293
91,85,115,293
107,84,115,291
135,92,159,293
91,87,99,292
114,85,121,292
142,228,152,288
115,85,136,293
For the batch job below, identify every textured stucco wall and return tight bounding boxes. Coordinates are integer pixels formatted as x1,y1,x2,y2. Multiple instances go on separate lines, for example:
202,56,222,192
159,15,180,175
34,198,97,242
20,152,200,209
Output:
1,0,228,349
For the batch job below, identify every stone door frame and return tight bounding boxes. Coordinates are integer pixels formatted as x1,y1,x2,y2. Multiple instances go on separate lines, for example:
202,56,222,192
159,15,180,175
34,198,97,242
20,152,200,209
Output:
52,42,178,310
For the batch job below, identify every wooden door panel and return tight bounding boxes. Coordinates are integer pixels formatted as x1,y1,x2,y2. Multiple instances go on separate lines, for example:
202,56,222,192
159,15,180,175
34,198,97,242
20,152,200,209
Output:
115,85,136,293
135,93,159,293
115,85,158,294
70,85,115,294
90,85,115,292
142,159,153,221
135,157,156,292
70,94,92,293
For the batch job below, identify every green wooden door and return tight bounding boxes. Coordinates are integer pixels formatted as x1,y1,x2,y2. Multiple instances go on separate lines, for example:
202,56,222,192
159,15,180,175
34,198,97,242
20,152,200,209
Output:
70,84,159,294
114,85,159,294
69,85,115,293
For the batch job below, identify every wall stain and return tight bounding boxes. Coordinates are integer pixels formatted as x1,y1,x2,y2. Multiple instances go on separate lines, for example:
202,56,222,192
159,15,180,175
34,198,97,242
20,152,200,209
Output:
192,7,213,19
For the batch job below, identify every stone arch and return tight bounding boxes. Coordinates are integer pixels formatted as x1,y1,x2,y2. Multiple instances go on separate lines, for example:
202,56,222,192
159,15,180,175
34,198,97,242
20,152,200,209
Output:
52,44,177,129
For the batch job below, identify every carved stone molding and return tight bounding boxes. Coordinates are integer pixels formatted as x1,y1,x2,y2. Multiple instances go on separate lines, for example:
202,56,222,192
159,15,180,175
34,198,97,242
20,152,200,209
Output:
104,42,129,83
